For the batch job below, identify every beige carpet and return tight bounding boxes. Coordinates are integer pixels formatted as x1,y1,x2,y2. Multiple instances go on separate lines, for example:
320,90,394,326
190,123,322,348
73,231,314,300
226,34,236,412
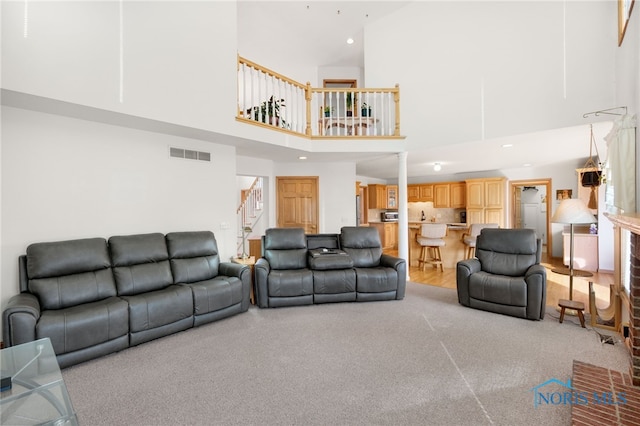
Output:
62,283,629,425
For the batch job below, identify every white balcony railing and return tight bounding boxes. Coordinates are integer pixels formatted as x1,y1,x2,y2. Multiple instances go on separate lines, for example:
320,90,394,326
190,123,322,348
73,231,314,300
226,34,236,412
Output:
237,56,401,139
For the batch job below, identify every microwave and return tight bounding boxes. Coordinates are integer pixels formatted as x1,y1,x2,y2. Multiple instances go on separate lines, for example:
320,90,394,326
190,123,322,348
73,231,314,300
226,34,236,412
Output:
381,211,399,222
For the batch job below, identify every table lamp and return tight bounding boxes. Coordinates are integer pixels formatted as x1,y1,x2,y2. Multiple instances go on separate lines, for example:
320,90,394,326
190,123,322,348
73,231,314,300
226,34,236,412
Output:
551,198,596,300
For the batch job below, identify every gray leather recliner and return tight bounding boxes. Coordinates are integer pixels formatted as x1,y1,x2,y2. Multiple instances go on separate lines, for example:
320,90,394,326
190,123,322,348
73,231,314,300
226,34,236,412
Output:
255,228,314,308
5,238,130,368
456,228,546,320
166,231,251,326
109,233,194,346
340,226,406,302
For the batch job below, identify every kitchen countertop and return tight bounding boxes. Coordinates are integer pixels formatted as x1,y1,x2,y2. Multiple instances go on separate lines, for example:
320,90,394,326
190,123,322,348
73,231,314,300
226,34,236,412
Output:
409,221,469,231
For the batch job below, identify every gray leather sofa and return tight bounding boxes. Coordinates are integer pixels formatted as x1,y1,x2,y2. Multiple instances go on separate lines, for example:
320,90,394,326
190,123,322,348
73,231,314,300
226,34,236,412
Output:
456,228,546,320
2,231,250,368
255,227,406,308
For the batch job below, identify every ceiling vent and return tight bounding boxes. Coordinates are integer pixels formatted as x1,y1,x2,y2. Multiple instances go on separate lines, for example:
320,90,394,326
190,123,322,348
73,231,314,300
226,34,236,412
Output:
169,147,211,162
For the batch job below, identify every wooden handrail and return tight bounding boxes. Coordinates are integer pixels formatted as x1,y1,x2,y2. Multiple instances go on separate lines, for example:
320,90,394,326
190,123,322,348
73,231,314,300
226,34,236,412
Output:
237,56,403,138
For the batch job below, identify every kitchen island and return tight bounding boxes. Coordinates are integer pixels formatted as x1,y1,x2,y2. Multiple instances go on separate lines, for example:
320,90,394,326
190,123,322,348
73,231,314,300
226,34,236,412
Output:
409,222,469,269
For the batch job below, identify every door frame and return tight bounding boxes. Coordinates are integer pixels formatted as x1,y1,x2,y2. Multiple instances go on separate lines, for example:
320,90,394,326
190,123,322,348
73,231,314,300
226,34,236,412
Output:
509,178,552,258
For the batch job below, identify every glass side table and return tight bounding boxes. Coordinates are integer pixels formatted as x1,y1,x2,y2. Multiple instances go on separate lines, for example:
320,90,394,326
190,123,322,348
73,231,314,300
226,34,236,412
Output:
1,338,78,425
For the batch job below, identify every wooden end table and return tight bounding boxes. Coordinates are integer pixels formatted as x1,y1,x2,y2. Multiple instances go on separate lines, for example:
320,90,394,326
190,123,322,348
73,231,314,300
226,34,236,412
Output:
232,256,256,305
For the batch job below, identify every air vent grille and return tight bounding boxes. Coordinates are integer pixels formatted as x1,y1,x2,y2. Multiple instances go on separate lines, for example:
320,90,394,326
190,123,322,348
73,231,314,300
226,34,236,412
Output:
169,146,211,162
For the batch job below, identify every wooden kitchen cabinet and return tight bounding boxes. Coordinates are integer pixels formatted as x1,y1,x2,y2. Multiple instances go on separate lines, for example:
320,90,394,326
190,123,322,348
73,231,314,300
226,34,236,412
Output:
450,182,466,208
419,184,434,202
465,177,506,227
408,184,420,202
434,184,450,208
369,222,397,249
368,184,387,209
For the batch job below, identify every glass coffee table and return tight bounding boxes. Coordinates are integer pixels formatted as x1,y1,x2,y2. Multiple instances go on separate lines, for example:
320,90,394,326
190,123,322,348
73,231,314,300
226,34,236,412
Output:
1,338,78,425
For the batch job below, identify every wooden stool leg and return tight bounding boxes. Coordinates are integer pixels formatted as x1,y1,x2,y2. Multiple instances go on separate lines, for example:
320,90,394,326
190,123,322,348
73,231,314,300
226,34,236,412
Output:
577,310,586,328
559,307,566,324
436,247,443,272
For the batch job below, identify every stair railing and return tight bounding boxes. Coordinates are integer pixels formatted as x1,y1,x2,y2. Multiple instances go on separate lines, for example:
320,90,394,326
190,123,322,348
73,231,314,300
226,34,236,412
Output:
237,55,402,139
236,177,264,257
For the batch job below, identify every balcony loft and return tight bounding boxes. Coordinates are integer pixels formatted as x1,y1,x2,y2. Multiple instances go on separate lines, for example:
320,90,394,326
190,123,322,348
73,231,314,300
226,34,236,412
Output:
237,56,405,140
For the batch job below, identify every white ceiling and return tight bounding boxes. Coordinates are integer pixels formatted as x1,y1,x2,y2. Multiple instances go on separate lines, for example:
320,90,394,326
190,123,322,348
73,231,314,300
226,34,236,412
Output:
236,1,617,180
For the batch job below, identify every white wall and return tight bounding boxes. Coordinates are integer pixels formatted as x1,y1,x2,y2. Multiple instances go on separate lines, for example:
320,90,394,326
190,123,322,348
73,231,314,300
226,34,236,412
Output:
1,107,238,311
2,1,238,134
364,1,616,151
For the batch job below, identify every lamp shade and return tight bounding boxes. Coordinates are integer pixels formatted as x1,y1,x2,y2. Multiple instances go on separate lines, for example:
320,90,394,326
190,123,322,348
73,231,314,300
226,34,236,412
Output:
551,198,596,224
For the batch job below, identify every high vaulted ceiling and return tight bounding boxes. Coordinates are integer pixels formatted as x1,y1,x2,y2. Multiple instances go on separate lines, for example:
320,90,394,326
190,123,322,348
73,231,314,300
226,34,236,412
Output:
237,1,617,180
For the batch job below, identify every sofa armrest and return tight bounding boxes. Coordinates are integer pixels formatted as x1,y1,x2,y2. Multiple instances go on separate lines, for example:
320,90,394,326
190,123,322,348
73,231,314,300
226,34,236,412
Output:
380,254,407,299
219,262,248,280
254,258,271,308
3,292,41,347
456,259,481,306
525,264,547,320
219,262,251,310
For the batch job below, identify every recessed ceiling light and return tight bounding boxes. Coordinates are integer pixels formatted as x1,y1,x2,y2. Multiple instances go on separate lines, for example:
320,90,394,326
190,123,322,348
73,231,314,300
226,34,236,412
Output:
346,38,354,45
502,144,513,148
298,156,307,160
523,163,532,167
433,162,442,172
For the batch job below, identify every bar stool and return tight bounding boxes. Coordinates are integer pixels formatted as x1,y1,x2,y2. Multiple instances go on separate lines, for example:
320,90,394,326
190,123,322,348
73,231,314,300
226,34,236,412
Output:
462,223,499,259
416,223,447,272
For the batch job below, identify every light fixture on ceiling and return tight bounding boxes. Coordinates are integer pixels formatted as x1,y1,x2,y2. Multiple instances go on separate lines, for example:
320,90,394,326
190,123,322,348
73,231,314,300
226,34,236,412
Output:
502,143,513,148
298,156,307,160
433,162,442,172
346,38,354,45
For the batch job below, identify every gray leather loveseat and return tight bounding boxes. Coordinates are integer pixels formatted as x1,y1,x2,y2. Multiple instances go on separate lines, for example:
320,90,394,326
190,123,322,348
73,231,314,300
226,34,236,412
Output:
255,226,406,308
2,231,251,368
456,228,546,320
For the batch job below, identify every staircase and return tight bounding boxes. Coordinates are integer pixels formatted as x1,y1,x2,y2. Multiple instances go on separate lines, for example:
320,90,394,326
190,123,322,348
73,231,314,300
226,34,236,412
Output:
236,177,264,257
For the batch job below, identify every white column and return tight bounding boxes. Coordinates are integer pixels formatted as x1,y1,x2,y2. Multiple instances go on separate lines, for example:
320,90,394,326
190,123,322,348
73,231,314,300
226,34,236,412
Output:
397,151,409,279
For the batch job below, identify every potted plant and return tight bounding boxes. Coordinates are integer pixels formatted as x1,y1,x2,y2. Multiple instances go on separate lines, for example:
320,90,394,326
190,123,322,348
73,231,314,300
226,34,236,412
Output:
323,106,333,117
361,102,372,117
247,96,287,127
346,92,354,117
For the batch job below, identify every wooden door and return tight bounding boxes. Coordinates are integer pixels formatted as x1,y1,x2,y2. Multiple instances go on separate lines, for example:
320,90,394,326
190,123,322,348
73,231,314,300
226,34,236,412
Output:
276,176,319,234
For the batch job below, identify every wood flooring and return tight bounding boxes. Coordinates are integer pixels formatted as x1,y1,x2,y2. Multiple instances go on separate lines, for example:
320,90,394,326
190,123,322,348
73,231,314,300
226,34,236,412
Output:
387,249,615,309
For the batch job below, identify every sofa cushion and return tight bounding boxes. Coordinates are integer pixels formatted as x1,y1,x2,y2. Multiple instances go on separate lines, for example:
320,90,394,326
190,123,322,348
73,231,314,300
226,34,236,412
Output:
312,269,356,294
476,228,538,276
109,233,174,296
37,296,129,355
267,270,313,297
166,231,220,283
190,276,244,315
468,272,527,307
355,267,398,293
26,238,116,310
340,227,383,268
123,284,193,333
264,228,308,270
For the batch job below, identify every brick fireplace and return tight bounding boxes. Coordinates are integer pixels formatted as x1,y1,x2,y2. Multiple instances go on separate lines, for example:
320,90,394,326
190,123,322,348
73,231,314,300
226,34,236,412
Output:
605,212,640,387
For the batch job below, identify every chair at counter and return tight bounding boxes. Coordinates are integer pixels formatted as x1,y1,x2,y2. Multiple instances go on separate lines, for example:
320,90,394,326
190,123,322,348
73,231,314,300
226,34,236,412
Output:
416,223,447,272
462,223,499,259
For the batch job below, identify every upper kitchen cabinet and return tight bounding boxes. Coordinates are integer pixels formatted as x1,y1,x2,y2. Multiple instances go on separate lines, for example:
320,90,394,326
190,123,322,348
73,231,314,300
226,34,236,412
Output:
450,182,466,208
408,184,434,202
434,184,450,208
368,184,387,209
465,177,506,227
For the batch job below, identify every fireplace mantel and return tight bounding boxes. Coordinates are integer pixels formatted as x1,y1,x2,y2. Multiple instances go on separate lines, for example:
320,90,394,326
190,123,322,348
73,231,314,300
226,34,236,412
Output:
604,211,640,234
605,210,640,386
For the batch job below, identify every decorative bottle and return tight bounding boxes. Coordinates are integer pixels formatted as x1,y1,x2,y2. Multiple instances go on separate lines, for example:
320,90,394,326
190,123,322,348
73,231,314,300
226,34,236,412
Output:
421,210,426,221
